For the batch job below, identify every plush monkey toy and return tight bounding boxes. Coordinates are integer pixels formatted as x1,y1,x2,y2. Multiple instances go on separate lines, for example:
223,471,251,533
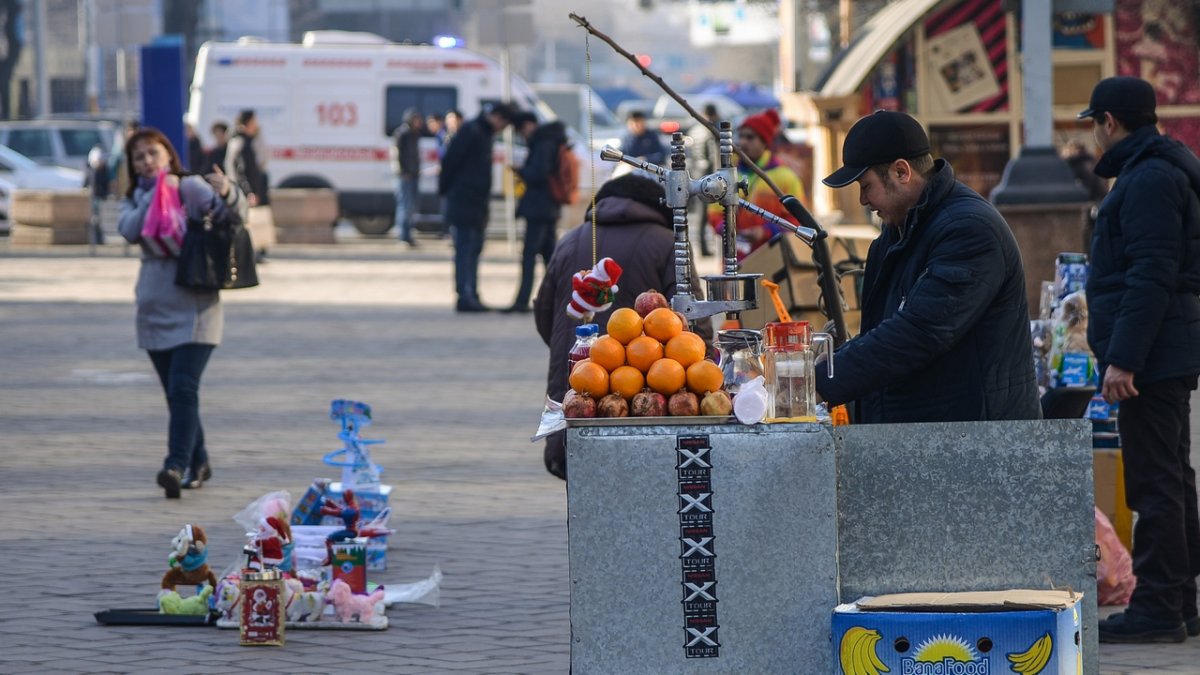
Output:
161,523,218,591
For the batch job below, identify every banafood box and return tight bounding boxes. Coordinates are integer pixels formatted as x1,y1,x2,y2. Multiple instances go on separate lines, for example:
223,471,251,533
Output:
832,590,1082,675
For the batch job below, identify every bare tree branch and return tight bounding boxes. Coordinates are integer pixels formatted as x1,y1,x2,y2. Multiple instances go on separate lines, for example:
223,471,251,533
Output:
568,12,782,200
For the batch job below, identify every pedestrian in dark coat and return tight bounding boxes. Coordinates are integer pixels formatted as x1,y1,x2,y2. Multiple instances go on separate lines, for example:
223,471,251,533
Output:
815,111,1040,423
533,174,713,479
392,108,425,246
438,102,513,312
505,116,567,313
1081,76,1200,644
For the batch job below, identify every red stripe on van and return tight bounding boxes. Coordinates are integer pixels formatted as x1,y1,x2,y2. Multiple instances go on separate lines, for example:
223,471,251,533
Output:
271,146,389,161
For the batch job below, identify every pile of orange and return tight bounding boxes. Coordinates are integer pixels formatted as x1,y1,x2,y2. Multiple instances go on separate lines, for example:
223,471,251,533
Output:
567,306,726,415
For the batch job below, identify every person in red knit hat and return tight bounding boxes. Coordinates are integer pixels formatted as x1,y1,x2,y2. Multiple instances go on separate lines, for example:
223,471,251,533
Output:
708,108,805,258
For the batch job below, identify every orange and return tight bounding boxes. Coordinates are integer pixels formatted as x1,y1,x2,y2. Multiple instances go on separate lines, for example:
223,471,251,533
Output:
646,358,686,395
609,365,645,400
665,331,707,368
568,361,609,398
643,307,684,343
606,307,643,345
590,335,626,372
686,360,724,395
625,335,664,372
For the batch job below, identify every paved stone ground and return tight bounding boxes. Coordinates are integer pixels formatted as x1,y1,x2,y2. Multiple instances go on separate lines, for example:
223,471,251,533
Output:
1,234,1199,674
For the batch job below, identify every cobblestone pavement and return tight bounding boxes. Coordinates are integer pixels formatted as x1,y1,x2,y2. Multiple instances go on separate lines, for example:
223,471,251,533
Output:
1,236,1199,674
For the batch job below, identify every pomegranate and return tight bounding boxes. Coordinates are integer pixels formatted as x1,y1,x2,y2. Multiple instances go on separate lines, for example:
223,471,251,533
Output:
700,390,733,416
563,391,597,418
597,393,630,418
631,388,668,417
634,289,670,318
668,389,699,416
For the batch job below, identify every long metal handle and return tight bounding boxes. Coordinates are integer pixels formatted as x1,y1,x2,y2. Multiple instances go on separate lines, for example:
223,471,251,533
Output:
599,145,666,177
738,199,818,244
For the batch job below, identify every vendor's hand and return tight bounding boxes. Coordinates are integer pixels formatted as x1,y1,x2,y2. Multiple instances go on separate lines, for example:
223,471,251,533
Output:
1101,365,1138,403
163,173,180,189
205,164,231,198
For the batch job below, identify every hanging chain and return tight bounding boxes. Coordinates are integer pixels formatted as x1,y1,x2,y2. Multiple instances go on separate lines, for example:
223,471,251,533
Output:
585,31,597,267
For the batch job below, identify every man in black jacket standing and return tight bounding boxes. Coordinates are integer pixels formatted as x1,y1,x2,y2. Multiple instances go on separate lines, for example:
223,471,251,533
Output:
505,114,567,313
393,108,424,247
814,110,1039,424
438,102,514,312
1080,77,1200,644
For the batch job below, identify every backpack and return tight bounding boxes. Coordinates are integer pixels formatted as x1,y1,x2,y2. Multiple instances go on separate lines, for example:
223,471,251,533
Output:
548,143,580,206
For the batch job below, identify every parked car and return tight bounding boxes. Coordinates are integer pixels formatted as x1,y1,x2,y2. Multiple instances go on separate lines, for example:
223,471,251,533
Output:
650,93,745,134
532,83,626,150
0,120,118,172
0,144,86,234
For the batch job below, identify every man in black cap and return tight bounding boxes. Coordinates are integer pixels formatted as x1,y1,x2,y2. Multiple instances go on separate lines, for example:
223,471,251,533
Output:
1079,76,1200,644
813,110,1039,424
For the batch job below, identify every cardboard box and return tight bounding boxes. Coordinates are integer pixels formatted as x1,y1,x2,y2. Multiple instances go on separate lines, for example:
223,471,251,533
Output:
832,590,1082,675
1094,449,1132,550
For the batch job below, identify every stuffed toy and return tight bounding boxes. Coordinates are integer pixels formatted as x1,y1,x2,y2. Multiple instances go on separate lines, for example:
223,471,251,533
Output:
566,257,623,321
213,577,242,622
158,585,213,615
325,578,386,623
283,577,326,623
161,524,218,591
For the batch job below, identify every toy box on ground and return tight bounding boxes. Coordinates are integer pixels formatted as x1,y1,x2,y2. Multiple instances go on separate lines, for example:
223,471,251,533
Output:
322,482,392,522
321,482,392,570
832,590,1082,675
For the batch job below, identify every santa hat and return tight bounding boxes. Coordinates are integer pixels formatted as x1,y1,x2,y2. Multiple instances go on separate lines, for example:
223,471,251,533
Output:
590,258,620,284
740,108,781,145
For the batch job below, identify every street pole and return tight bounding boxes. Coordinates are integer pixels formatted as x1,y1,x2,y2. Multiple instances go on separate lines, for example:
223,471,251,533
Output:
501,45,516,255
84,0,100,113
33,0,48,117
989,0,1087,205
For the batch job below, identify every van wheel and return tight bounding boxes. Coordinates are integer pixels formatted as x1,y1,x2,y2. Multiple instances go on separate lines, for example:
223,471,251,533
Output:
350,215,393,236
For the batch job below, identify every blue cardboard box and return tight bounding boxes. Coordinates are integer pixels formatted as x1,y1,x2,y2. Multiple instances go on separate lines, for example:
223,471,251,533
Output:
832,590,1082,674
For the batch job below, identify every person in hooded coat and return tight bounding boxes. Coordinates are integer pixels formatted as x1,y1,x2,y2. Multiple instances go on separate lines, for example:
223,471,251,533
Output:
533,174,713,479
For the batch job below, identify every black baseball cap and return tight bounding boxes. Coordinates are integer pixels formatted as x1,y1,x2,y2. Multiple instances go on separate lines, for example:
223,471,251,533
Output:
823,110,931,188
1077,76,1157,119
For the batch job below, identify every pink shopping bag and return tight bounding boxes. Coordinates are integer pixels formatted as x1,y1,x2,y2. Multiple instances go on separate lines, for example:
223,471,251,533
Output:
141,172,185,256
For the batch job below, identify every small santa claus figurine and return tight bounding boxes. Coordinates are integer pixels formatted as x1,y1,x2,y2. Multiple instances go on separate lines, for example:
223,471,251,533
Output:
567,257,623,321
255,516,293,572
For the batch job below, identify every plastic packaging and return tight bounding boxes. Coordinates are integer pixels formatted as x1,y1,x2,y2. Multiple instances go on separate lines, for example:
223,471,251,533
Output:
1095,507,1135,606
532,394,566,441
568,324,598,374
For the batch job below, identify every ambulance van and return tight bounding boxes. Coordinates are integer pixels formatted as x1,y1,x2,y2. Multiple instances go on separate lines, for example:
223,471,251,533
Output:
187,31,542,235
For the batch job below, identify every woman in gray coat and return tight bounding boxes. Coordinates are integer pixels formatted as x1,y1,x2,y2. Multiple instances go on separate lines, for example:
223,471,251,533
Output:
118,128,248,498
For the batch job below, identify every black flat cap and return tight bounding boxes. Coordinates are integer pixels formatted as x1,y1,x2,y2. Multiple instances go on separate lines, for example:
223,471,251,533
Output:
1078,76,1157,119
823,110,931,188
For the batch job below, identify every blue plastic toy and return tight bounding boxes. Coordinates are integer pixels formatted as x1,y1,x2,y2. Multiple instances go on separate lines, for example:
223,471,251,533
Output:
322,399,384,490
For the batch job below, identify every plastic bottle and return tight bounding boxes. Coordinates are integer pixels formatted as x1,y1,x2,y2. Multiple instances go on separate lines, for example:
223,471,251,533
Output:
568,324,598,374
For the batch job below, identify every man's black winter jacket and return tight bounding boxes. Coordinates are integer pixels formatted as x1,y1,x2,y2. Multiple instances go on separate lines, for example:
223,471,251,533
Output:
816,160,1041,423
1086,125,1200,385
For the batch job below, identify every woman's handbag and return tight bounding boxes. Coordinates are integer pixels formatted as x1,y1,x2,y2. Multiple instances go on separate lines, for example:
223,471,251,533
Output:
175,196,259,291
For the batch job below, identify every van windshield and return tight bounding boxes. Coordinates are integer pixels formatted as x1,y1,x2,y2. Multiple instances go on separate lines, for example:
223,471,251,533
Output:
385,86,458,137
